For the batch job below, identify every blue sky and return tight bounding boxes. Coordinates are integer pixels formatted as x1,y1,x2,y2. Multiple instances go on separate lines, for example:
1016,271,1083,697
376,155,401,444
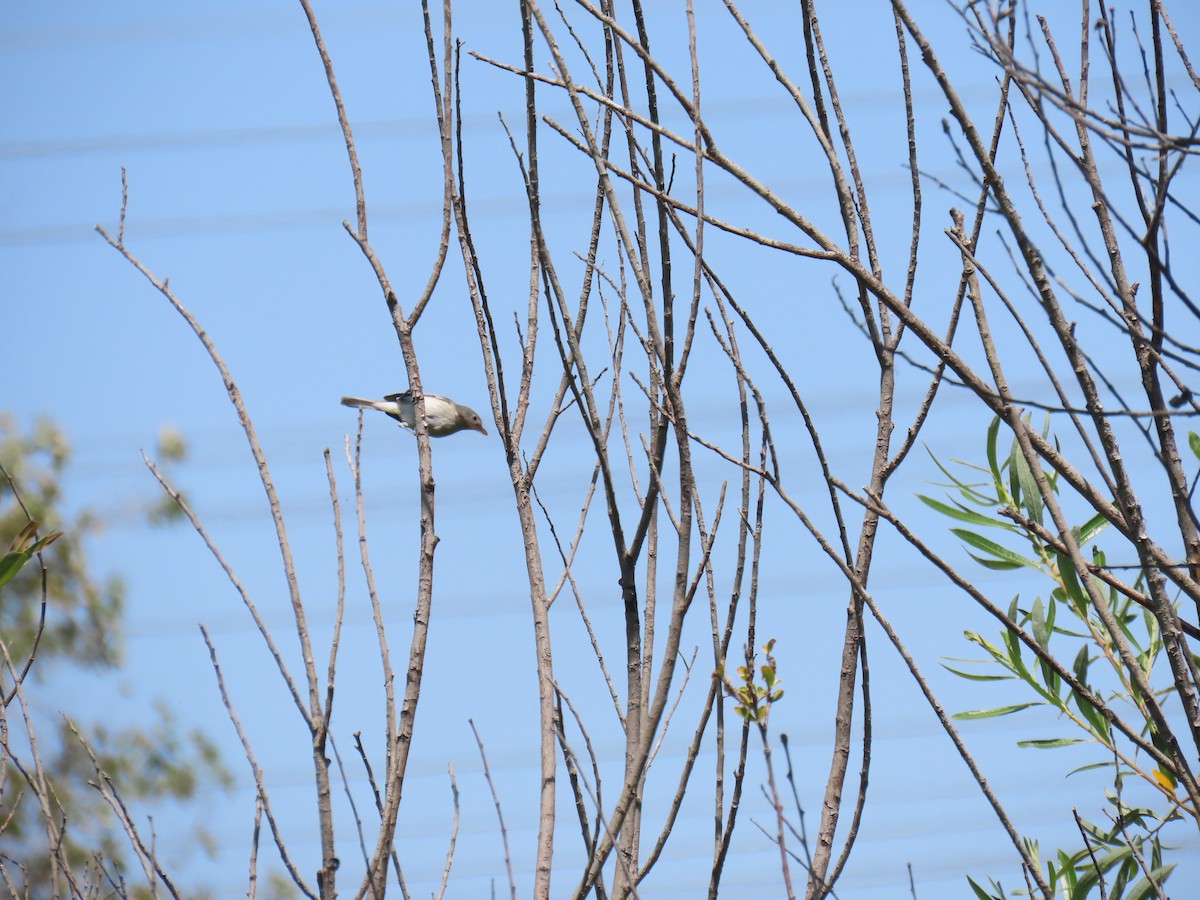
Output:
5,2,1200,897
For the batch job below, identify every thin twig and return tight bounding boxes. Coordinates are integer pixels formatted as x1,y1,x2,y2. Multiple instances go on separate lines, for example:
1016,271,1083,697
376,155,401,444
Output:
433,764,460,900
469,719,517,900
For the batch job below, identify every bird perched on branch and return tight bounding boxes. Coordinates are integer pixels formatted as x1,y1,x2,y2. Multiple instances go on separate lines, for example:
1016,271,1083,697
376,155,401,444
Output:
340,391,488,437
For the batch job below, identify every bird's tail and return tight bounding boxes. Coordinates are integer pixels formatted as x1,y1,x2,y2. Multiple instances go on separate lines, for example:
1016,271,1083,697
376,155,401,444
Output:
340,395,388,411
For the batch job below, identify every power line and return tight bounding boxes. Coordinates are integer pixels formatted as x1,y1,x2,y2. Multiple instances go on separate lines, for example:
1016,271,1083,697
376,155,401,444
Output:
0,79,975,161
0,5,426,51
0,115,477,161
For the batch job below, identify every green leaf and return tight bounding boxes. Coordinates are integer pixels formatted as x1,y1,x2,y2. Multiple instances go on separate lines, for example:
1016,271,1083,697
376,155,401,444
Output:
1057,551,1088,616
1189,430,1200,461
1148,724,1171,757
1008,435,1044,524
965,632,1022,676
1041,661,1062,702
952,528,1043,569
1043,590,1057,631
1066,760,1114,777
917,494,1007,527
941,664,1014,682
1114,852,1139,896
985,416,1003,488
0,549,32,587
1070,651,1110,738
1126,863,1176,900
1016,737,1085,748
1071,643,1089,684
1072,846,1126,896
967,876,1001,900
1031,597,1050,649
953,702,1040,720
965,551,1025,571
3,528,63,588
1074,512,1110,545
923,446,998,507
1003,612,1034,684
1023,836,1041,870
1046,859,1063,892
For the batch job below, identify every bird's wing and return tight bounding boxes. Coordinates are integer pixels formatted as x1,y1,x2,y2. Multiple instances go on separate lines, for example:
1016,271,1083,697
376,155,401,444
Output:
384,391,452,404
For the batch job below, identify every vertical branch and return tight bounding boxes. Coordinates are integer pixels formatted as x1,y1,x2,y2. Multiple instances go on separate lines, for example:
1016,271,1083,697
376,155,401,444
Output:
200,626,317,899
758,724,794,900
451,2,563,894
432,765,460,900
296,1,460,895
469,720,518,900
296,0,365,234
95,206,337,893
410,0,457,327
792,3,897,892
315,448,345,896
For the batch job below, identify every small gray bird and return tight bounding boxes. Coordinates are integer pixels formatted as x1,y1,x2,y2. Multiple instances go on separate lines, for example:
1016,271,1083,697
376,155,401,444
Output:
340,391,488,437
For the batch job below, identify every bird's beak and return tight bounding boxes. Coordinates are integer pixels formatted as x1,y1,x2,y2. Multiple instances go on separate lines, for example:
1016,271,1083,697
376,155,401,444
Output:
475,422,489,436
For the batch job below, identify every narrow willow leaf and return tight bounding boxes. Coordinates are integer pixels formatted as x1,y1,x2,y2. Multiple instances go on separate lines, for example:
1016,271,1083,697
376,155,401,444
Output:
923,447,997,504
1031,597,1050,649
1074,512,1111,545
964,632,1008,662
1016,737,1085,748
952,528,1042,568
1090,546,1114,603
1071,644,1089,683
1126,864,1176,900
941,664,1014,682
1066,760,1115,777
1072,849,1120,896
1041,661,1062,702
1070,688,1104,737
1003,622,1022,666
1057,551,1088,616
1009,435,1044,524
986,417,1003,493
952,702,1040,719
1112,856,1135,898
966,551,1024,570
0,550,31,587
917,493,1008,527
1003,621,1033,683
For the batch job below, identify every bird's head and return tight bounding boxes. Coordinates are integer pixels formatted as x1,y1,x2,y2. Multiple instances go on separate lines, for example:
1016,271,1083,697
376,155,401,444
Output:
457,405,488,436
